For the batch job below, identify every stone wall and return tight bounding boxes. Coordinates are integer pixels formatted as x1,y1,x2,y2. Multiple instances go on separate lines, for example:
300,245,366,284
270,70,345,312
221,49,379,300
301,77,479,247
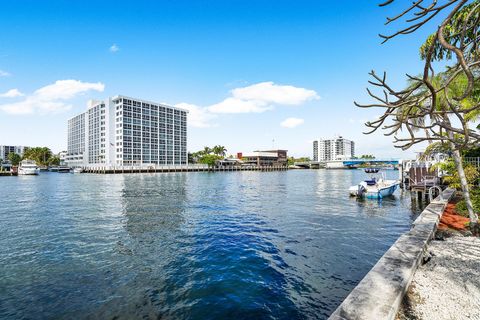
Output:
329,188,455,320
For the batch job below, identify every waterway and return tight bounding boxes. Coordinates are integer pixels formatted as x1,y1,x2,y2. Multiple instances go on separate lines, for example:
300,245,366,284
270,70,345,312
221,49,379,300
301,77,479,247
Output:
0,170,422,319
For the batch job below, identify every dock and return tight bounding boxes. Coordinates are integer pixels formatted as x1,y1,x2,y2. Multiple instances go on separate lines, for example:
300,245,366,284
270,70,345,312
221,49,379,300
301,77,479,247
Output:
399,161,441,201
81,165,288,174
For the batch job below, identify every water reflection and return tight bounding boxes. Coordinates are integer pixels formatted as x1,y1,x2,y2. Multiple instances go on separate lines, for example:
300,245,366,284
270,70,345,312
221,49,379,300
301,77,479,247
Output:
0,170,418,320
182,173,300,319
121,173,187,235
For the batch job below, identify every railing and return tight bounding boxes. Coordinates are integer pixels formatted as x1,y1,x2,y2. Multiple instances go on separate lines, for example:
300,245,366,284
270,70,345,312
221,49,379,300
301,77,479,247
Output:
429,186,443,202
464,157,480,167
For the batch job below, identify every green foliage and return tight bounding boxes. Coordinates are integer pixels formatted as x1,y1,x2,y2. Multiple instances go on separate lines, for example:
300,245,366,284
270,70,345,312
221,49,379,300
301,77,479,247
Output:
7,153,21,166
23,147,53,166
420,1,480,61
198,154,222,167
360,154,375,159
432,158,479,190
415,72,480,115
190,145,227,166
48,156,60,166
463,147,480,158
421,142,452,160
287,157,311,165
452,73,480,122
188,152,195,164
456,188,480,218
211,145,227,157
202,146,212,155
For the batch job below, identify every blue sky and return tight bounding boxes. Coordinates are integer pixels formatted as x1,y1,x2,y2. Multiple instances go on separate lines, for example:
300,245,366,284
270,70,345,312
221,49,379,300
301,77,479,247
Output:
0,1,447,158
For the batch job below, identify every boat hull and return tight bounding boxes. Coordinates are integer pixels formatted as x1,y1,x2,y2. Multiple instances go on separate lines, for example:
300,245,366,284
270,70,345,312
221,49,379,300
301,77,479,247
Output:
364,182,399,199
18,168,40,175
349,180,399,199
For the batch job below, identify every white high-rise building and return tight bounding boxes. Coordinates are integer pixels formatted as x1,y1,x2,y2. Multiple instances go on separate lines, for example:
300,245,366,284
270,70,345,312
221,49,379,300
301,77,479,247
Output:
313,136,355,161
66,95,188,168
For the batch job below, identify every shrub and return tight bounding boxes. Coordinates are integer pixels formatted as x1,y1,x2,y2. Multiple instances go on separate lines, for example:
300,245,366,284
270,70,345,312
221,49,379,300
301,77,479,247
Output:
431,158,479,190
455,188,480,218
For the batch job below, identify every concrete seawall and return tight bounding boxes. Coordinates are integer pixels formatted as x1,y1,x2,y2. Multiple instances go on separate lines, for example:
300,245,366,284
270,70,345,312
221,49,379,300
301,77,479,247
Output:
81,165,288,174
329,188,455,320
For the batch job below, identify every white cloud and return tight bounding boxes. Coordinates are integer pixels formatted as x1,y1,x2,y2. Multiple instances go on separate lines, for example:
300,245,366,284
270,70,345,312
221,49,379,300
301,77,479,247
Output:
280,117,304,128
0,89,24,98
109,44,120,53
207,82,319,114
35,80,104,100
232,81,319,105
175,102,217,128
0,80,105,115
0,70,10,77
170,81,318,127
208,97,273,114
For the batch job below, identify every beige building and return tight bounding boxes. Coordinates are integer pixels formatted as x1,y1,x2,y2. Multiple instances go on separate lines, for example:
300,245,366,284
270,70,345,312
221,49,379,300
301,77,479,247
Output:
238,150,288,167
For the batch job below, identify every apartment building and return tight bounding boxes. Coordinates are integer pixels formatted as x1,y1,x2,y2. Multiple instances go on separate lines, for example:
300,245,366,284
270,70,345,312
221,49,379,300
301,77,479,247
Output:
313,136,355,161
0,145,28,161
66,95,188,167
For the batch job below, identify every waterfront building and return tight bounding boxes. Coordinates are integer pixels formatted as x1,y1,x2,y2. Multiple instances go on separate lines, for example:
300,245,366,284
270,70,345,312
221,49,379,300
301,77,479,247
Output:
66,113,86,167
58,151,67,166
66,95,188,168
238,150,288,167
313,136,355,161
0,145,28,161
215,158,242,167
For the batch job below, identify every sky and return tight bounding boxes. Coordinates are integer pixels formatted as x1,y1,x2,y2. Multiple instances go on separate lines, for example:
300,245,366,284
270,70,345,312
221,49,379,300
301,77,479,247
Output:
0,1,450,158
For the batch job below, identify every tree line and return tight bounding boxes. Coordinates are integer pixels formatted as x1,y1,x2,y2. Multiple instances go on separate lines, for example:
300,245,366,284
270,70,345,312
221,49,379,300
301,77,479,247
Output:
189,145,227,167
1,147,60,167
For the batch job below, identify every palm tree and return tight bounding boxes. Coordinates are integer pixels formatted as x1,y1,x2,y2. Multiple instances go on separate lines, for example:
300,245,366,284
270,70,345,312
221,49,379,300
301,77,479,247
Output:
23,147,53,166
212,145,227,157
202,146,212,155
7,153,21,166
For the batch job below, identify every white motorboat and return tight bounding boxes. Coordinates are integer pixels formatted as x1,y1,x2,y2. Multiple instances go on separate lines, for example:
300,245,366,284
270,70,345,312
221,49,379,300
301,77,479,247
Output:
349,169,399,199
71,168,83,174
18,159,40,175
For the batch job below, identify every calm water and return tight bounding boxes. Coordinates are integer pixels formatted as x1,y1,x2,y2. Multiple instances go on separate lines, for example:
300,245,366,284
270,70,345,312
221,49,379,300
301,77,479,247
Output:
0,170,421,319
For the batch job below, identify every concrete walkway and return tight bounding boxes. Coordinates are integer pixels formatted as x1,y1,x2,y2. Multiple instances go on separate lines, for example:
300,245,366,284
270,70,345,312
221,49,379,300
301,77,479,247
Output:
398,235,480,320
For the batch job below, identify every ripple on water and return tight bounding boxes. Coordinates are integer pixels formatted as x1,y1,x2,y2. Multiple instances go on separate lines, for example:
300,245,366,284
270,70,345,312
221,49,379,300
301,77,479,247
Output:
0,170,419,319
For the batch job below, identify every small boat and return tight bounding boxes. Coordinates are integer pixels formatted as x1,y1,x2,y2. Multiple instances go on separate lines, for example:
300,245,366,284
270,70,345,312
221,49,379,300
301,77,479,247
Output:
364,168,379,174
71,168,83,174
49,166,70,173
57,166,70,173
18,159,40,175
349,170,399,199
